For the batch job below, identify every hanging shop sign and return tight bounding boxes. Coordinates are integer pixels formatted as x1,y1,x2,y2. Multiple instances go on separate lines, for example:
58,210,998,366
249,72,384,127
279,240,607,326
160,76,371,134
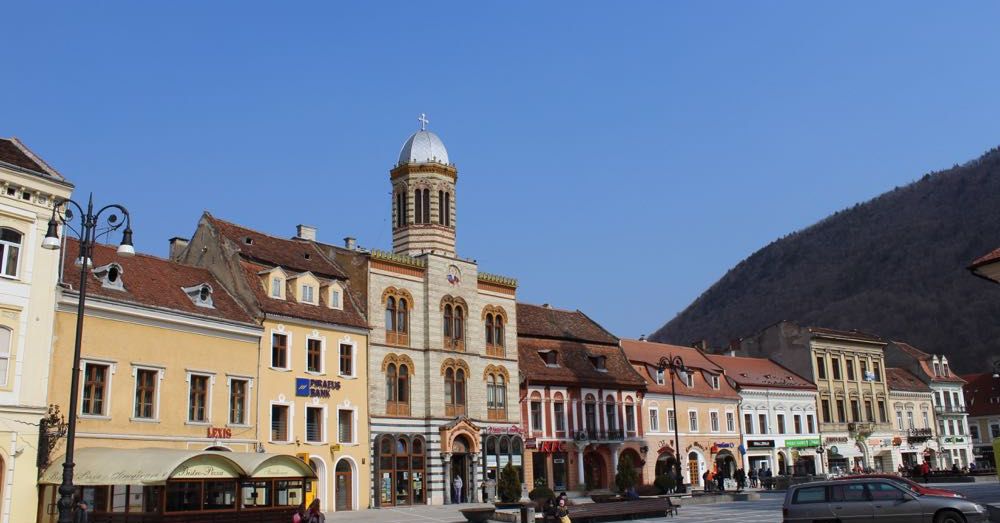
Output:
825,436,849,444
485,426,524,435
295,378,341,397
747,440,776,449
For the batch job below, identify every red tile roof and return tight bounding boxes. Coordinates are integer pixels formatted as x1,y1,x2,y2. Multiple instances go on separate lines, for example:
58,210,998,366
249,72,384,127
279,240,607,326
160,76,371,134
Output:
887,367,932,393
620,339,740,399
516,303,618,344
706,354,815,390
238,260,367,329
961,372,1000,417
0,137,66,181
890,341,966,384
61,239,254,324
517,338,646,389
808,326,884,344
206,214,347,279
969,247,1000,270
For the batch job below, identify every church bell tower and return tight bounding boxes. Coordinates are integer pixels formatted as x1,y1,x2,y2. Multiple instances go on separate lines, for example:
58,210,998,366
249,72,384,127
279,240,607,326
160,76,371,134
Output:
391,114,457,257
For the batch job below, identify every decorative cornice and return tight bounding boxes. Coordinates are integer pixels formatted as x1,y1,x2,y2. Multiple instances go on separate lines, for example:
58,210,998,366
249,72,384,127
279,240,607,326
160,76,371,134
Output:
370,249,427,269
478,272,517,288
390,162,458,180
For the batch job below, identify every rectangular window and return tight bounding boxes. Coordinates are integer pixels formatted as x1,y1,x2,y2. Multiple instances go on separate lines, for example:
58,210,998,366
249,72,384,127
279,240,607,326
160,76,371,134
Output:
710,411,720,432
134,369,157,419
970,424,980,442
667,409,676,432
922,412,929,429
861,361,869,379
807,414,815,433
850,400,860,422
339,343,353,376
865,400,874,422
554,402,566,432
777,414,786,434
306,406,323,443
626,405,636,432
271,277,282,298
991,424,1000,439
726,412,735,432
0,328,10,387
230,379,248,425
758,413,768,435
684,373,694,387
188,375,209,422
846,360,855,381
821,400,831,423
711,375,720,389
301,285,314,303
649,409,659,432
271,333,288,369
906,411,915,430
816,356,826,379
831,358,841,380
530,401,542,431
873,363,881,381
655,370,664,385
688,411,698,432
306,338,322,373
338,410,354,443
330,290,341,308
271,404,289,442
745,413,754,434
877,401,887,423
836,400,846,423
896,411,904,430
793,414,802,434
82,363,109,416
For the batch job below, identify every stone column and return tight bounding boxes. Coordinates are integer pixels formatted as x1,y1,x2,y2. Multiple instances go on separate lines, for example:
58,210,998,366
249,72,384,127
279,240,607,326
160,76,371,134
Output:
575,443,586,491
442,452,453,504
610,444,621,473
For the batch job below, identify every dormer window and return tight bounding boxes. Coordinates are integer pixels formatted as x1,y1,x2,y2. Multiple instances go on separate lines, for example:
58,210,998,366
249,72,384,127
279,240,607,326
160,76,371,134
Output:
590,355,607,372
540,350,558,367
182,283,215,309
655,369,665,385
244,237,254,245
684,372,695,387
261,267,288,300
93,263,125,291
327,282,344,310
301,284,315,304
270,277,283,298
941,358,950,376
710,374,720,389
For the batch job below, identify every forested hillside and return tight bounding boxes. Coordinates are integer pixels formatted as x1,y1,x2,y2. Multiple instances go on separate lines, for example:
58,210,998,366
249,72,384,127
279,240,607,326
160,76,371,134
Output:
652,147,1000,373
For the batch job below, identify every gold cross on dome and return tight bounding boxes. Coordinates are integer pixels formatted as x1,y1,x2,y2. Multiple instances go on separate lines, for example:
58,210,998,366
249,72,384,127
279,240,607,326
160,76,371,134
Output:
417,113,429,131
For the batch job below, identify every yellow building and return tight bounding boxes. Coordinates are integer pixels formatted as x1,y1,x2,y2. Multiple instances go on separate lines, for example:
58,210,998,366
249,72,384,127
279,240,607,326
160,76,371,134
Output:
0,138,73,523
42,239,285,521
178,214,371,512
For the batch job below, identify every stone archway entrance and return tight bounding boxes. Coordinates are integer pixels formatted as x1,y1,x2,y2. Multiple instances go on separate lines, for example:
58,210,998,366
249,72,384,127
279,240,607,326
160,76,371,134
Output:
450,435,473,503
715,449,737,478
440,417,482,504
583,451,607,490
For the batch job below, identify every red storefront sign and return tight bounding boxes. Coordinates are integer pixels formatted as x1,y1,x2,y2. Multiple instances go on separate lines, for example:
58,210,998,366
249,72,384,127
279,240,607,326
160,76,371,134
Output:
536,441,568,453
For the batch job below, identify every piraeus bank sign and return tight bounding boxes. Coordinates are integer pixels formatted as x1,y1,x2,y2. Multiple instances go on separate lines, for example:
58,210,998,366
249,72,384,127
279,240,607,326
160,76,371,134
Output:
295,378,341,397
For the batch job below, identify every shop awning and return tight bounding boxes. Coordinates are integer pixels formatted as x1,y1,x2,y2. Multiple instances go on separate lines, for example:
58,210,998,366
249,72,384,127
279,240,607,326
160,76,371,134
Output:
40,448,315,486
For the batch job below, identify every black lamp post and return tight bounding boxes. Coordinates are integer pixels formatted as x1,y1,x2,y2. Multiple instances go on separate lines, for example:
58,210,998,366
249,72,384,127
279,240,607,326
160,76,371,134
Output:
992,361,1000,379
657,355,688,494
42,194,134,523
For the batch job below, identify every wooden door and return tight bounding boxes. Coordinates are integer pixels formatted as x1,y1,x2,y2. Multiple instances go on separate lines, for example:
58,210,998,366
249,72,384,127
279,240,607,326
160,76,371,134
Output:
336,460,352,511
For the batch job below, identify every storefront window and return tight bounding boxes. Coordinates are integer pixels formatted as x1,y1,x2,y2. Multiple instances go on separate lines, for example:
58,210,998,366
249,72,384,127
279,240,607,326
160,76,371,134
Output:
204,481,237,510
275,480,304,507
166,482,202,512
241,480,272,508
376,434,426,506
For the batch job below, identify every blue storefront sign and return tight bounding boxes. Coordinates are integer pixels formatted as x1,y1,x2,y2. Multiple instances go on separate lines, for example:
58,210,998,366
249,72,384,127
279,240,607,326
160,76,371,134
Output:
295,378,341,397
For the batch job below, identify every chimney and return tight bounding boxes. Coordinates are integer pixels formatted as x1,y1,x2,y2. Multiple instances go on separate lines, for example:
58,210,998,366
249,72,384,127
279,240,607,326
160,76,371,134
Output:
296,224,317,241
343,237,357,250
639,334,646,342
168,237,189,261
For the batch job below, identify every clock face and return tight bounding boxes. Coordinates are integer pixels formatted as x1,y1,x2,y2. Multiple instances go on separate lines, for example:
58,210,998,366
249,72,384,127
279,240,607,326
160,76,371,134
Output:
447,265,461,286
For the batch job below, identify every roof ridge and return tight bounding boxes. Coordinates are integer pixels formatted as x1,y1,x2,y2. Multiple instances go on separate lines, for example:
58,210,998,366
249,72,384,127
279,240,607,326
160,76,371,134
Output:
69,237,213,272
6,137,64,179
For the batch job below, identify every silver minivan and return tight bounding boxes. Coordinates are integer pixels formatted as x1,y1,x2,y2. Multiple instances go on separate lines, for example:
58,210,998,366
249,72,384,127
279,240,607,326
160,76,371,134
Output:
783,478,989,523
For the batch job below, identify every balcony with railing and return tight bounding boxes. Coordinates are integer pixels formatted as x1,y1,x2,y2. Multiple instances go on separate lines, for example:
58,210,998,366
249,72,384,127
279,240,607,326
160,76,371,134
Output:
907,428,933,442
573,429,625,442
934,405,966,414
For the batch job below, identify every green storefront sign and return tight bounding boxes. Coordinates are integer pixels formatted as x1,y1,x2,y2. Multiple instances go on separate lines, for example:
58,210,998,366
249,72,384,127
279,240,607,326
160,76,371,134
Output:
785,438,821,448
944,437,966,444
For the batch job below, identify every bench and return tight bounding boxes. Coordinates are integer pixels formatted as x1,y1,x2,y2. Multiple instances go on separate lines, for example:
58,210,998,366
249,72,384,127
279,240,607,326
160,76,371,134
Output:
553,498,678,523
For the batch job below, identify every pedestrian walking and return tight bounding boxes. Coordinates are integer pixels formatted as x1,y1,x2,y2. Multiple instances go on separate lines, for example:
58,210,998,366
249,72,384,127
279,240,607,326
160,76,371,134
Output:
749,467,758,488
716,467,725,492
556,497,572,523
453,474,464,504
72,499,89,523
292,503,306,523
735,468,746,492
306,499,325,523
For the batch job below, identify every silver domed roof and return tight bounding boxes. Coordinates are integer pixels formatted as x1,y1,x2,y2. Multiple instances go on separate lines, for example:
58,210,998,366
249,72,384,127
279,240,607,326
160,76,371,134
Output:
398,130,450,165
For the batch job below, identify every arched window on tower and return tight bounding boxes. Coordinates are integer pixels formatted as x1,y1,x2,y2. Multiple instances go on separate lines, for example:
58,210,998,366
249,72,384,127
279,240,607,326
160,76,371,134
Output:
444,192,451,226
414,189,423,224
422,189,430,224
485,315,494,346
385,297,396,334
444,305,453,340
396,192,405,227
438,190,445,224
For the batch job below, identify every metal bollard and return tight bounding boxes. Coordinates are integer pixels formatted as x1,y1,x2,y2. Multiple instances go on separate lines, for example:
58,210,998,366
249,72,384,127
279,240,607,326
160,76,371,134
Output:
520,503,535,523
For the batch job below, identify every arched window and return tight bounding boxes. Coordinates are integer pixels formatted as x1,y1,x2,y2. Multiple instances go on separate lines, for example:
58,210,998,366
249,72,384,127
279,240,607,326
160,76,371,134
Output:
396,298,408,335
485,315,494,346
483,306,507,357
384,354,412,416
442,359,469,416
455,369,466,407
422,189,430,224
385,297,396,333
496,375,506,417
605,396,618,433
454,306,464,343
438,190,445,224
445,368,455,406
485,365,509,421
0,228,22,278
444,305,453,339
396,192,404,227
444,192,450,226
398,364,408,405
386,363,397,406
487,374,496,413
414,189,423,224
495,316,504,347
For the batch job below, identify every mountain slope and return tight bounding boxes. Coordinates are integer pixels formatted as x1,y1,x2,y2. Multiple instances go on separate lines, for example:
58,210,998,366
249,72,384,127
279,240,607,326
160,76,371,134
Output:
651,147,1000,373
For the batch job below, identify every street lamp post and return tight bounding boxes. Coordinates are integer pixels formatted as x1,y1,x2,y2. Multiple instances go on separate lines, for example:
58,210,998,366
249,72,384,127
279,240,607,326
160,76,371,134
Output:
42,194,134,523
657,355,688,494
992,361,1000,379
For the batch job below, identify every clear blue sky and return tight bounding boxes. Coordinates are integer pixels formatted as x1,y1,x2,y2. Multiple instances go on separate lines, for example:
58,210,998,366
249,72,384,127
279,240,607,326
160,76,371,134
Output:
5,2,1000,338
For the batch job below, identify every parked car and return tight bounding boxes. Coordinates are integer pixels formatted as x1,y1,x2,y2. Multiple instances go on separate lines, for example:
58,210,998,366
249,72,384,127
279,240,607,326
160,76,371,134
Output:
837,474,964,498
783,479,989,523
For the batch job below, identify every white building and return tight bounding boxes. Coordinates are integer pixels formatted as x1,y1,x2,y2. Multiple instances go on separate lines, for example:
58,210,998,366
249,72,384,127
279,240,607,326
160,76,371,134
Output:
707,354,822,476
885,342,975,469
885,367,938,471
0,138,73,523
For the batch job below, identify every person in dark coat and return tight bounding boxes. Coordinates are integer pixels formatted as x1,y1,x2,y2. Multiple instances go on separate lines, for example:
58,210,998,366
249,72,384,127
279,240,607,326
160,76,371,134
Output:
72,500,89,523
